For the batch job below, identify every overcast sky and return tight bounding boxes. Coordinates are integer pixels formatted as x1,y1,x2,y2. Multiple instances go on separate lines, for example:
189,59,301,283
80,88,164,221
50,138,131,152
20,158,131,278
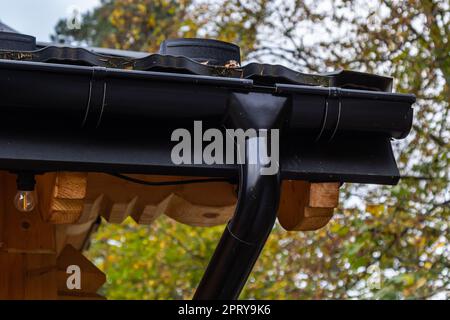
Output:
0,0,99,41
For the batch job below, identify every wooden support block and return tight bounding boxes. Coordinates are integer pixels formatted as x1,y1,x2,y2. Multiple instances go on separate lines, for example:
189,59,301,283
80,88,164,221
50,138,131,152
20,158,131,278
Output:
37,172,88,225
309,183,340,208
54,194,108,254
57,244,106,297
103,197,140,224
156,194,236,227
132,204,161,225
55,224,95,255
277,180,340,231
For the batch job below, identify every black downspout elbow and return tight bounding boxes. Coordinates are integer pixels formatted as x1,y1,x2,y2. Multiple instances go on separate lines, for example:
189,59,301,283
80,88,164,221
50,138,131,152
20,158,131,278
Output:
194,92,288,299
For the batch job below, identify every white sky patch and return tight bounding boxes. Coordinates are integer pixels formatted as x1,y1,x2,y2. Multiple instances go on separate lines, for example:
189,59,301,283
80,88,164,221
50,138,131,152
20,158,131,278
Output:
0,0,100,41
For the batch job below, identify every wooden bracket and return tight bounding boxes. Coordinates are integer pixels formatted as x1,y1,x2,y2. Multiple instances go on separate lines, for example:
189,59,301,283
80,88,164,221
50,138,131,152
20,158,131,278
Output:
34,171,339,233
37,172,88,224
277,180,340,231
85,173,237,226
57,244,106,300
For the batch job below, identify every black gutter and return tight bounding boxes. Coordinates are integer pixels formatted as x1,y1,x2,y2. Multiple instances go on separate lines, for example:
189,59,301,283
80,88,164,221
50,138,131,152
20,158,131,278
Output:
0,59,414,185
0,59,414,137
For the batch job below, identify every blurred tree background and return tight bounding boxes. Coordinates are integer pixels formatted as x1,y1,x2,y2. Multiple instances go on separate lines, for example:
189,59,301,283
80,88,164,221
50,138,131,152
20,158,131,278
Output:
54,0,449,299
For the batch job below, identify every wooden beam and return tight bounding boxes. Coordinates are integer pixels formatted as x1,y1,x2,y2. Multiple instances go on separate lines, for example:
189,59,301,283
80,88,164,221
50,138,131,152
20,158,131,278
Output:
0,252,57,299
35,172,238,227
34,171,342,232
309,183,340,208
56,245,106,297
0,171,58,299
54,194,109,254
0,172,56,253
278,181,340,231
153,193,236,227
0,171,106,300
85,173,237,227
37,172,88,225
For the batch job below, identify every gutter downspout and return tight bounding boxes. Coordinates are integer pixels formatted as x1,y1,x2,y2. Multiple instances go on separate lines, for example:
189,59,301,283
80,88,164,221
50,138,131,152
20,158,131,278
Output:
194,92,288,299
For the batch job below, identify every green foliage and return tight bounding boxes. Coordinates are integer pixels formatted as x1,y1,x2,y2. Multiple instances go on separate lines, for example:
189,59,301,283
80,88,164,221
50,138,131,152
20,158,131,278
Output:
53,0,201,51
87,216,222,299
57,0,449,299
53,0,268,57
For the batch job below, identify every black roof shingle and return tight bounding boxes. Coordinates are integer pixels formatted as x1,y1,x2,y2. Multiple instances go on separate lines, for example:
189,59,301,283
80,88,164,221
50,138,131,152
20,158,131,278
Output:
0,21,17,33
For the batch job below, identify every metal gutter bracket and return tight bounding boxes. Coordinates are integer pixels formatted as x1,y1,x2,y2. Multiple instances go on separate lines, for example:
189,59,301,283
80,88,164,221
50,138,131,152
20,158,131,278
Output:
194,92,289,299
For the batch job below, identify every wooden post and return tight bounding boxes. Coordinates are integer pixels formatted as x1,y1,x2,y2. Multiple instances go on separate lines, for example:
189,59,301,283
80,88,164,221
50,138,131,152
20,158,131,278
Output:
0,171,105,300
0,172,58,299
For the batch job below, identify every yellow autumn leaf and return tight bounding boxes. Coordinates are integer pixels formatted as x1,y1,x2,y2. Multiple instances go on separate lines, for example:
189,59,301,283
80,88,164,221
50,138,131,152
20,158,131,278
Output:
366,204,385,217
137,3,146,13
